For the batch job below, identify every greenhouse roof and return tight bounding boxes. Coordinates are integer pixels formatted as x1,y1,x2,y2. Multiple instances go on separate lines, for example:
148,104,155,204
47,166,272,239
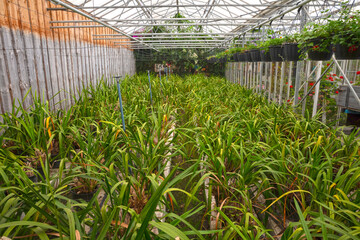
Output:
49,0,359,50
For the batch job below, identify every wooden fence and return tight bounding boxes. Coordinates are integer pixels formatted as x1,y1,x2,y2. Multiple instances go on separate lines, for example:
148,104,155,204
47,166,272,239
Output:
0,0,136,115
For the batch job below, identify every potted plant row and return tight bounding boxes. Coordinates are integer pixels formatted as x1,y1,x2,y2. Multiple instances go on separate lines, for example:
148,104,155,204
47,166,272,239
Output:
298,7,360,61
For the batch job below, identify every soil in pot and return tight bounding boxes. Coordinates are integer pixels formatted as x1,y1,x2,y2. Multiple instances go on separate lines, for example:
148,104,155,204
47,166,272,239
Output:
260,50,271,62
284,43,302,61
269,45,284,62
334,44,360,60
307,38,333,61
250,49,261,62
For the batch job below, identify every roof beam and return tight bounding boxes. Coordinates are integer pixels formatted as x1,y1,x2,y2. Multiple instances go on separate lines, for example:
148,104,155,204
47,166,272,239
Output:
47,3,334,10
48,0,157,50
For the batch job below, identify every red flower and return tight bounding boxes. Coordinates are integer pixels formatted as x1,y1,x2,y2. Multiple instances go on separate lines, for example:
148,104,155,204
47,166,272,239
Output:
290,85,293,88
285,82,288,85
349,45,358,53
327,63,330,66
312,45,320,51
312,91,315,94
340,76,344,79
329,77,333,80
333,74,336,76
309,82,314,86
350,81,354,84
335,91,339,94
357,71,360,75
287,99,290,102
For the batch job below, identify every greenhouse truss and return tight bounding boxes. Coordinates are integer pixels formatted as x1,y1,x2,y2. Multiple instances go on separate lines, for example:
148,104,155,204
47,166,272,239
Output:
48,0,355,50
1,0,360,239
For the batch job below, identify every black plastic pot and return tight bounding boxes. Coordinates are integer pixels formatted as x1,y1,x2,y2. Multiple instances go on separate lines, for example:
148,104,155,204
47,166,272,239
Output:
238,53,246,62
245,51,253,62
260,49,271,62
284,43,302,61
50,159,61,169
28,175,37,182
219,57,226,63
233,53,238,62
307,38,333,61
269,45,284,62
71,187,98,202
334,44,360,60
250,49,261,62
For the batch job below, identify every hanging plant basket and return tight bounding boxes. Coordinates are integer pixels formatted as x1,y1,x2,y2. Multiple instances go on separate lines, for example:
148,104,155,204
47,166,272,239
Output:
306,38,333,61
284,43,301,61
333,44,360,60
250,49,261,62
238,53,246,62
233,53,238,62
269,45,284,62
245,51,253,62
219,57,226,63
260,49,271,62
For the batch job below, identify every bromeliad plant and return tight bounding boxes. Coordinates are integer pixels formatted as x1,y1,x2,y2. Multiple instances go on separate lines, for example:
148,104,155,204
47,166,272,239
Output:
0,72,359,239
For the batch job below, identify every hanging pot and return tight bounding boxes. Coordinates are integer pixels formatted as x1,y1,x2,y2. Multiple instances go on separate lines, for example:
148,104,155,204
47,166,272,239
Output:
260,49,271,62
269,45,284,62
284,43,302,61
307,38,333,61
333,44,360,60
233,53,238,62
238,53,246,62
250,49,261,62
245,51,253,62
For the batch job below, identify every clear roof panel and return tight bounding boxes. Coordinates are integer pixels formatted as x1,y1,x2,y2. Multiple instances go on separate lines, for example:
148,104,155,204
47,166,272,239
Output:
60,0,358,50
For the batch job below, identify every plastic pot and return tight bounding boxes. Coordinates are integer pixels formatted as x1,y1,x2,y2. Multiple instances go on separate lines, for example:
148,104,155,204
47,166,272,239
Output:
245,51,253,62
269,45,284,62
307,38,333,61
333,44,360,60
238,53,246,62
260,49,271,62
250,49,261,62
233,53,238,62
284,43,301,61
71,186,99,202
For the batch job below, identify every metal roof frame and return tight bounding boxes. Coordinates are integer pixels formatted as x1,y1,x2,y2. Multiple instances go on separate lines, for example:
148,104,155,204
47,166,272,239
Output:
48,0,358,50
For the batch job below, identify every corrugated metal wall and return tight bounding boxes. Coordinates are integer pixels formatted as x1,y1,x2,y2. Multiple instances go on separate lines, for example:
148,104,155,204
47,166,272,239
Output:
0,0,136,114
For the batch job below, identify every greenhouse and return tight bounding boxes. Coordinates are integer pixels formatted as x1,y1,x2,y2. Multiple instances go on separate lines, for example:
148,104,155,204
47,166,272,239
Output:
1,0,360,239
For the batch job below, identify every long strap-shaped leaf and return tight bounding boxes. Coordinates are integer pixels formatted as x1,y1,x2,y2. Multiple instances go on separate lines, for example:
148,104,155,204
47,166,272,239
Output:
134,166,177,240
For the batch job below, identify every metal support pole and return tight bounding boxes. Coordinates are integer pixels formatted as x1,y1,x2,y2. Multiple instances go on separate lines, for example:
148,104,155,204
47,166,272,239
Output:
268,62,273,102
312,61,322,118
148,70,153,105
333,57,360,106
302,61,311,116
115,77,126,131
279,62,285,105
294,61,303,105
259,62,263,93
274,62,279,102
240,62,244,86
287,61,293,101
